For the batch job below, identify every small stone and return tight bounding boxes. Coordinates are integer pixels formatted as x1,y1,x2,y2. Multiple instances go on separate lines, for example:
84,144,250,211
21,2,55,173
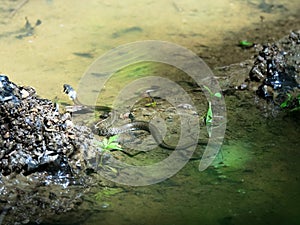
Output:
21,89,30,99
3,131,10,139
101,202,110,209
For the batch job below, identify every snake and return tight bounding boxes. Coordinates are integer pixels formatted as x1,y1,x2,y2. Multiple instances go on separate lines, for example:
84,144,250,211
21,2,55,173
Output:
63,84,199,150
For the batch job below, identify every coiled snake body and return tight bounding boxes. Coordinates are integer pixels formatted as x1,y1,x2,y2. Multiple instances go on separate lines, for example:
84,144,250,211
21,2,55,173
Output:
63,84,197,150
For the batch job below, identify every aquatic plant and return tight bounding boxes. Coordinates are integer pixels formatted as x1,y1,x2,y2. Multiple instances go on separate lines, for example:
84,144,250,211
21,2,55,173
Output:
94,187,123,201
96,136,122,174
203,85,222,98
99,135,122,151
203,85,222,137
279,93,300,112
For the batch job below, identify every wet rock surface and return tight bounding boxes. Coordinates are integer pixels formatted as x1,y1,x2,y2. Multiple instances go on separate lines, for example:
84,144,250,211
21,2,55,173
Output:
250,31,300,106
0,74,101,178
0,75,103,224
216,30,300,113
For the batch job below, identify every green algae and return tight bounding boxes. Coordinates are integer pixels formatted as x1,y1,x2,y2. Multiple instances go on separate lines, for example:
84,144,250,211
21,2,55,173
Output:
94,187,123,201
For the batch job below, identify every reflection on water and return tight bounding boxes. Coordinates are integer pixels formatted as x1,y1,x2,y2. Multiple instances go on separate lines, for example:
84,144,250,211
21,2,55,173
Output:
0,0,300,225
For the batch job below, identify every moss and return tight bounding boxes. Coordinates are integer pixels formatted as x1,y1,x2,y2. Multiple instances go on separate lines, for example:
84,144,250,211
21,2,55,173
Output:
94,187,123,201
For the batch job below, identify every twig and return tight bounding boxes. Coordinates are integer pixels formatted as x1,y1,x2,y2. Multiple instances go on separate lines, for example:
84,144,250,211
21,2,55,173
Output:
10,0,29,18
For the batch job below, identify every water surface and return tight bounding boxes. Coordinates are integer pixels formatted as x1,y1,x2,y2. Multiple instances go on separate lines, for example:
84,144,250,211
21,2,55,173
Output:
0,1,300,225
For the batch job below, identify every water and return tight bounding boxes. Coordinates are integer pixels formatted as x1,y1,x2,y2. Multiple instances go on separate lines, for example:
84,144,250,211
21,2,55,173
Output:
75,97,299,225
0,0,299,99
0,1,300,225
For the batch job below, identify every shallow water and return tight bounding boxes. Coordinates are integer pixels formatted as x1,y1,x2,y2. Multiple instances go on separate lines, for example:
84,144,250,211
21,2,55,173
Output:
0,0,299,99
1,0,300,225
71,94,300,225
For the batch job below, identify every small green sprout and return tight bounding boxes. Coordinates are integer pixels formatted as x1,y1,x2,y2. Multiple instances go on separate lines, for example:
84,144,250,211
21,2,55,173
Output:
205,101,213,137
279,93,300,112
203,85,222,98
96,136,121,175
202,85,222,138
99,135,122,151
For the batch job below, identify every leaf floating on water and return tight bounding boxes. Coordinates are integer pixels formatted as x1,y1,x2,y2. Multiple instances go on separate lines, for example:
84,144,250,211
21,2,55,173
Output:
238,40,254,49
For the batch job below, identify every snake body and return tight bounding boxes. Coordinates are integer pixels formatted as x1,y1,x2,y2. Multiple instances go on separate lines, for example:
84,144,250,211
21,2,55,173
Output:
63,84,197,150
96,120,180,150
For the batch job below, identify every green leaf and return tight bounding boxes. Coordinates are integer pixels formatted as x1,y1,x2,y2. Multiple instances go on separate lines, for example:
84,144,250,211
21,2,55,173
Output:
145,101,156,107
108,135,118,144
205,101,213,125
280,93,292,108
280,101,288,108
206,101,213,138
106,143,123,151
214,92,222,98
239,40,254,47
99,135,123,151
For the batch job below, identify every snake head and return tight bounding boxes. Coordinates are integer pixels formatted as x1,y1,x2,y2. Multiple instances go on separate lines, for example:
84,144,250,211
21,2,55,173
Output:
63,84,77,101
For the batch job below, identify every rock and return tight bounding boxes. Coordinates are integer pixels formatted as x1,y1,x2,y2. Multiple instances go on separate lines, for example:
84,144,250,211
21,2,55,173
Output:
0,75,103,224
216,31,300,112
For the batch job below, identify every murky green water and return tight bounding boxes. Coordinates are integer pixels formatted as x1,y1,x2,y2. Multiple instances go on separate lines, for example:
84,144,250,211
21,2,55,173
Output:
1,1,300,225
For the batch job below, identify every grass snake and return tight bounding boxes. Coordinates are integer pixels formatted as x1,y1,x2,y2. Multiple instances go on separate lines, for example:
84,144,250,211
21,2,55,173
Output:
63,84,199,150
